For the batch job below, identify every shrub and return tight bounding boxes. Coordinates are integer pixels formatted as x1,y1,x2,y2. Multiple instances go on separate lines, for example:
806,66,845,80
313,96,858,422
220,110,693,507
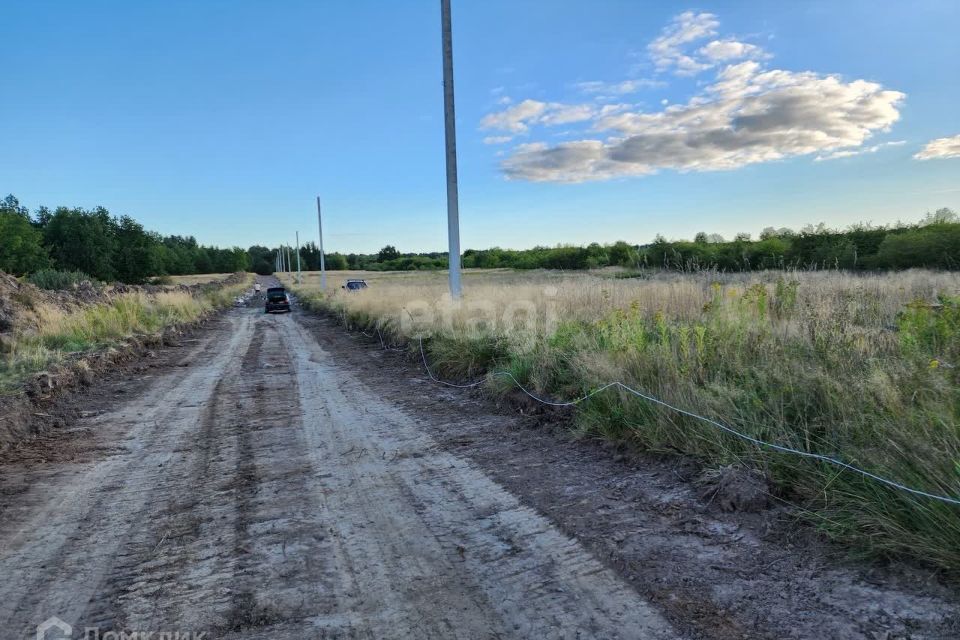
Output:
27,269,92,290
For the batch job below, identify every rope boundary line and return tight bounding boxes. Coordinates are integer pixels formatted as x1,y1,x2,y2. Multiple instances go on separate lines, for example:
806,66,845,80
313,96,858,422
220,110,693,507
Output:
394,336,959,507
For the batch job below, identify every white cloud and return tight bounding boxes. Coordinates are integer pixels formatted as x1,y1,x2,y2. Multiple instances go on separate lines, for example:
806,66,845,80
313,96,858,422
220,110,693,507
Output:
574,79,663,95
483,135,514,145
479,99,547,133
698,39,768,62
648,11,720,75
647,12,770,76
480,100,598,134
815,140,905,162
914,134,960,160
539,104,596,126
483,12,907,183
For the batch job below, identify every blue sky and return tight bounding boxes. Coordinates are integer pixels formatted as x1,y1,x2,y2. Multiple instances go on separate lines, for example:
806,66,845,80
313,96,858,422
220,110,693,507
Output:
2,0,958,253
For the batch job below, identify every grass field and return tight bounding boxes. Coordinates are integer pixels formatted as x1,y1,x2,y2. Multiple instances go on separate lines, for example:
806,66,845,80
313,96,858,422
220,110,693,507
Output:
283,267,960,571
168,273,237,286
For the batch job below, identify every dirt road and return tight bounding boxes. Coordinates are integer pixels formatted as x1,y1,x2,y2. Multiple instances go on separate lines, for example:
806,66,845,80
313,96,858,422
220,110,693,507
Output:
1,285,958,640
0,304,678,639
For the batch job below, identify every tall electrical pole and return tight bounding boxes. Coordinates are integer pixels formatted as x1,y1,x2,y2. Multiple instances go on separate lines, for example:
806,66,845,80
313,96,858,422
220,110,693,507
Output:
285,246,291,274
440,0,463,299
316,197,327,291
295,232,302,284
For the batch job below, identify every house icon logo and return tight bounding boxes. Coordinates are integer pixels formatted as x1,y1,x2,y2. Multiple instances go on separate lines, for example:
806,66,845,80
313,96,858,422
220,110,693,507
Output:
36,616,72,640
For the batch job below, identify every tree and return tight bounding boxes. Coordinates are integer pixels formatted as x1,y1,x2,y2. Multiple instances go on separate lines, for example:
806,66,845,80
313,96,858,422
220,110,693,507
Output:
113,216,160,283
246,245,276,275
377,245,400,262
694,231,709,244
299,242,321,270
41,207,116,280
1,194,29,218
608,241,637,266
921,207,958,226
0,197,51,275
326,253,348,270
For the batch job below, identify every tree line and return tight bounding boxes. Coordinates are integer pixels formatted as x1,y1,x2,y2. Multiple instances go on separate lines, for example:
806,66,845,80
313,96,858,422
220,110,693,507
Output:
463,208,960,271
2,194,958,283
1,195,249,283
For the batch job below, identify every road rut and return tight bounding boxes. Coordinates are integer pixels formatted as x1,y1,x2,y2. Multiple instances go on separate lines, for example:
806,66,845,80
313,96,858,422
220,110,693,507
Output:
0,310,679,639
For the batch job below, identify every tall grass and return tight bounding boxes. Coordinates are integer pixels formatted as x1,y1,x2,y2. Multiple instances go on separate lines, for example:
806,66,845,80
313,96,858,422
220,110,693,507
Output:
287,268,960,571
0,276,252,391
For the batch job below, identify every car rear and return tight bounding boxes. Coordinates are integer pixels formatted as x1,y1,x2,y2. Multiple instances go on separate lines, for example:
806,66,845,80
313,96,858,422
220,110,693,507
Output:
265,287,291,313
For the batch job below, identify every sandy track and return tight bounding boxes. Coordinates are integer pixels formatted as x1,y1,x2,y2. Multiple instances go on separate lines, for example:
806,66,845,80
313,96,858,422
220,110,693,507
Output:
0,308,679,639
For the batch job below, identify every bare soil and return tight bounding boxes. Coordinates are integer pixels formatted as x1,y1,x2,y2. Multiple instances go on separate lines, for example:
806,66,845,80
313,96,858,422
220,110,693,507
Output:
0,278,956,639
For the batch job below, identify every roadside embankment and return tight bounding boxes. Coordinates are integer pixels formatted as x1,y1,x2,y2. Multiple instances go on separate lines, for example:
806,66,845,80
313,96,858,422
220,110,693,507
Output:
0,271,252,449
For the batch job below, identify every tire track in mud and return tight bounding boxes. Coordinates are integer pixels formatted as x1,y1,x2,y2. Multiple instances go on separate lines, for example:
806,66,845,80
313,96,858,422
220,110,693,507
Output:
0,314,256,637
283,318,679,639
0,308,683,639
85,317,340,636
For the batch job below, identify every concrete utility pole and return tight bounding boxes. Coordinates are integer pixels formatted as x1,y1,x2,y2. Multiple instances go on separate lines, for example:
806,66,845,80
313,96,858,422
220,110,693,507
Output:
440,0,463,299
295,232,302,284
316,196,327,291
286,246,291,274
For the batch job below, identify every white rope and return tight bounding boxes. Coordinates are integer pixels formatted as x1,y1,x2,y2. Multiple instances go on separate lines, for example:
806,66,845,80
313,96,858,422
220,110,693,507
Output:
414,337,960,507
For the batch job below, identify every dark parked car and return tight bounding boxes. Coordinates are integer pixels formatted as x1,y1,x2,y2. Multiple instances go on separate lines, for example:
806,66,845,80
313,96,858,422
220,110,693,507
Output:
265,287,291,313
343,279,368,291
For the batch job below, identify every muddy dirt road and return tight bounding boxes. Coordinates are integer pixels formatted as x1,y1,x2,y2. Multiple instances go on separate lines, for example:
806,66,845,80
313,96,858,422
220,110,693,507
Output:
0,306,676,639
1,291,958,639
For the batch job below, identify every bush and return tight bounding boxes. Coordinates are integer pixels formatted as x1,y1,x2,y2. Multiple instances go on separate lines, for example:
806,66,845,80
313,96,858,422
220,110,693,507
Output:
0,204,51,275
27,269,92,290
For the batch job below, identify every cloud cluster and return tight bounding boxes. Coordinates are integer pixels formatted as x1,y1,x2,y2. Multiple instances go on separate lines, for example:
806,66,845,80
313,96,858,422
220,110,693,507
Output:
914,134,960,160
483,12,907,182
480,100,627,144
648,11,720,75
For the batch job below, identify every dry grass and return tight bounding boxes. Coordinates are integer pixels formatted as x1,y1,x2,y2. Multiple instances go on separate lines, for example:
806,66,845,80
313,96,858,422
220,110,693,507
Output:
168,273,236,286
288,267,960,570
1,275,253,391
282,268,959,336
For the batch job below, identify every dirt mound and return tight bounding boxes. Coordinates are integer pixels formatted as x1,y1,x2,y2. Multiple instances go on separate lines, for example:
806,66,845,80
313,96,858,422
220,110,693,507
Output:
698,465,771,512
0,271,247,336
0,271,249,450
